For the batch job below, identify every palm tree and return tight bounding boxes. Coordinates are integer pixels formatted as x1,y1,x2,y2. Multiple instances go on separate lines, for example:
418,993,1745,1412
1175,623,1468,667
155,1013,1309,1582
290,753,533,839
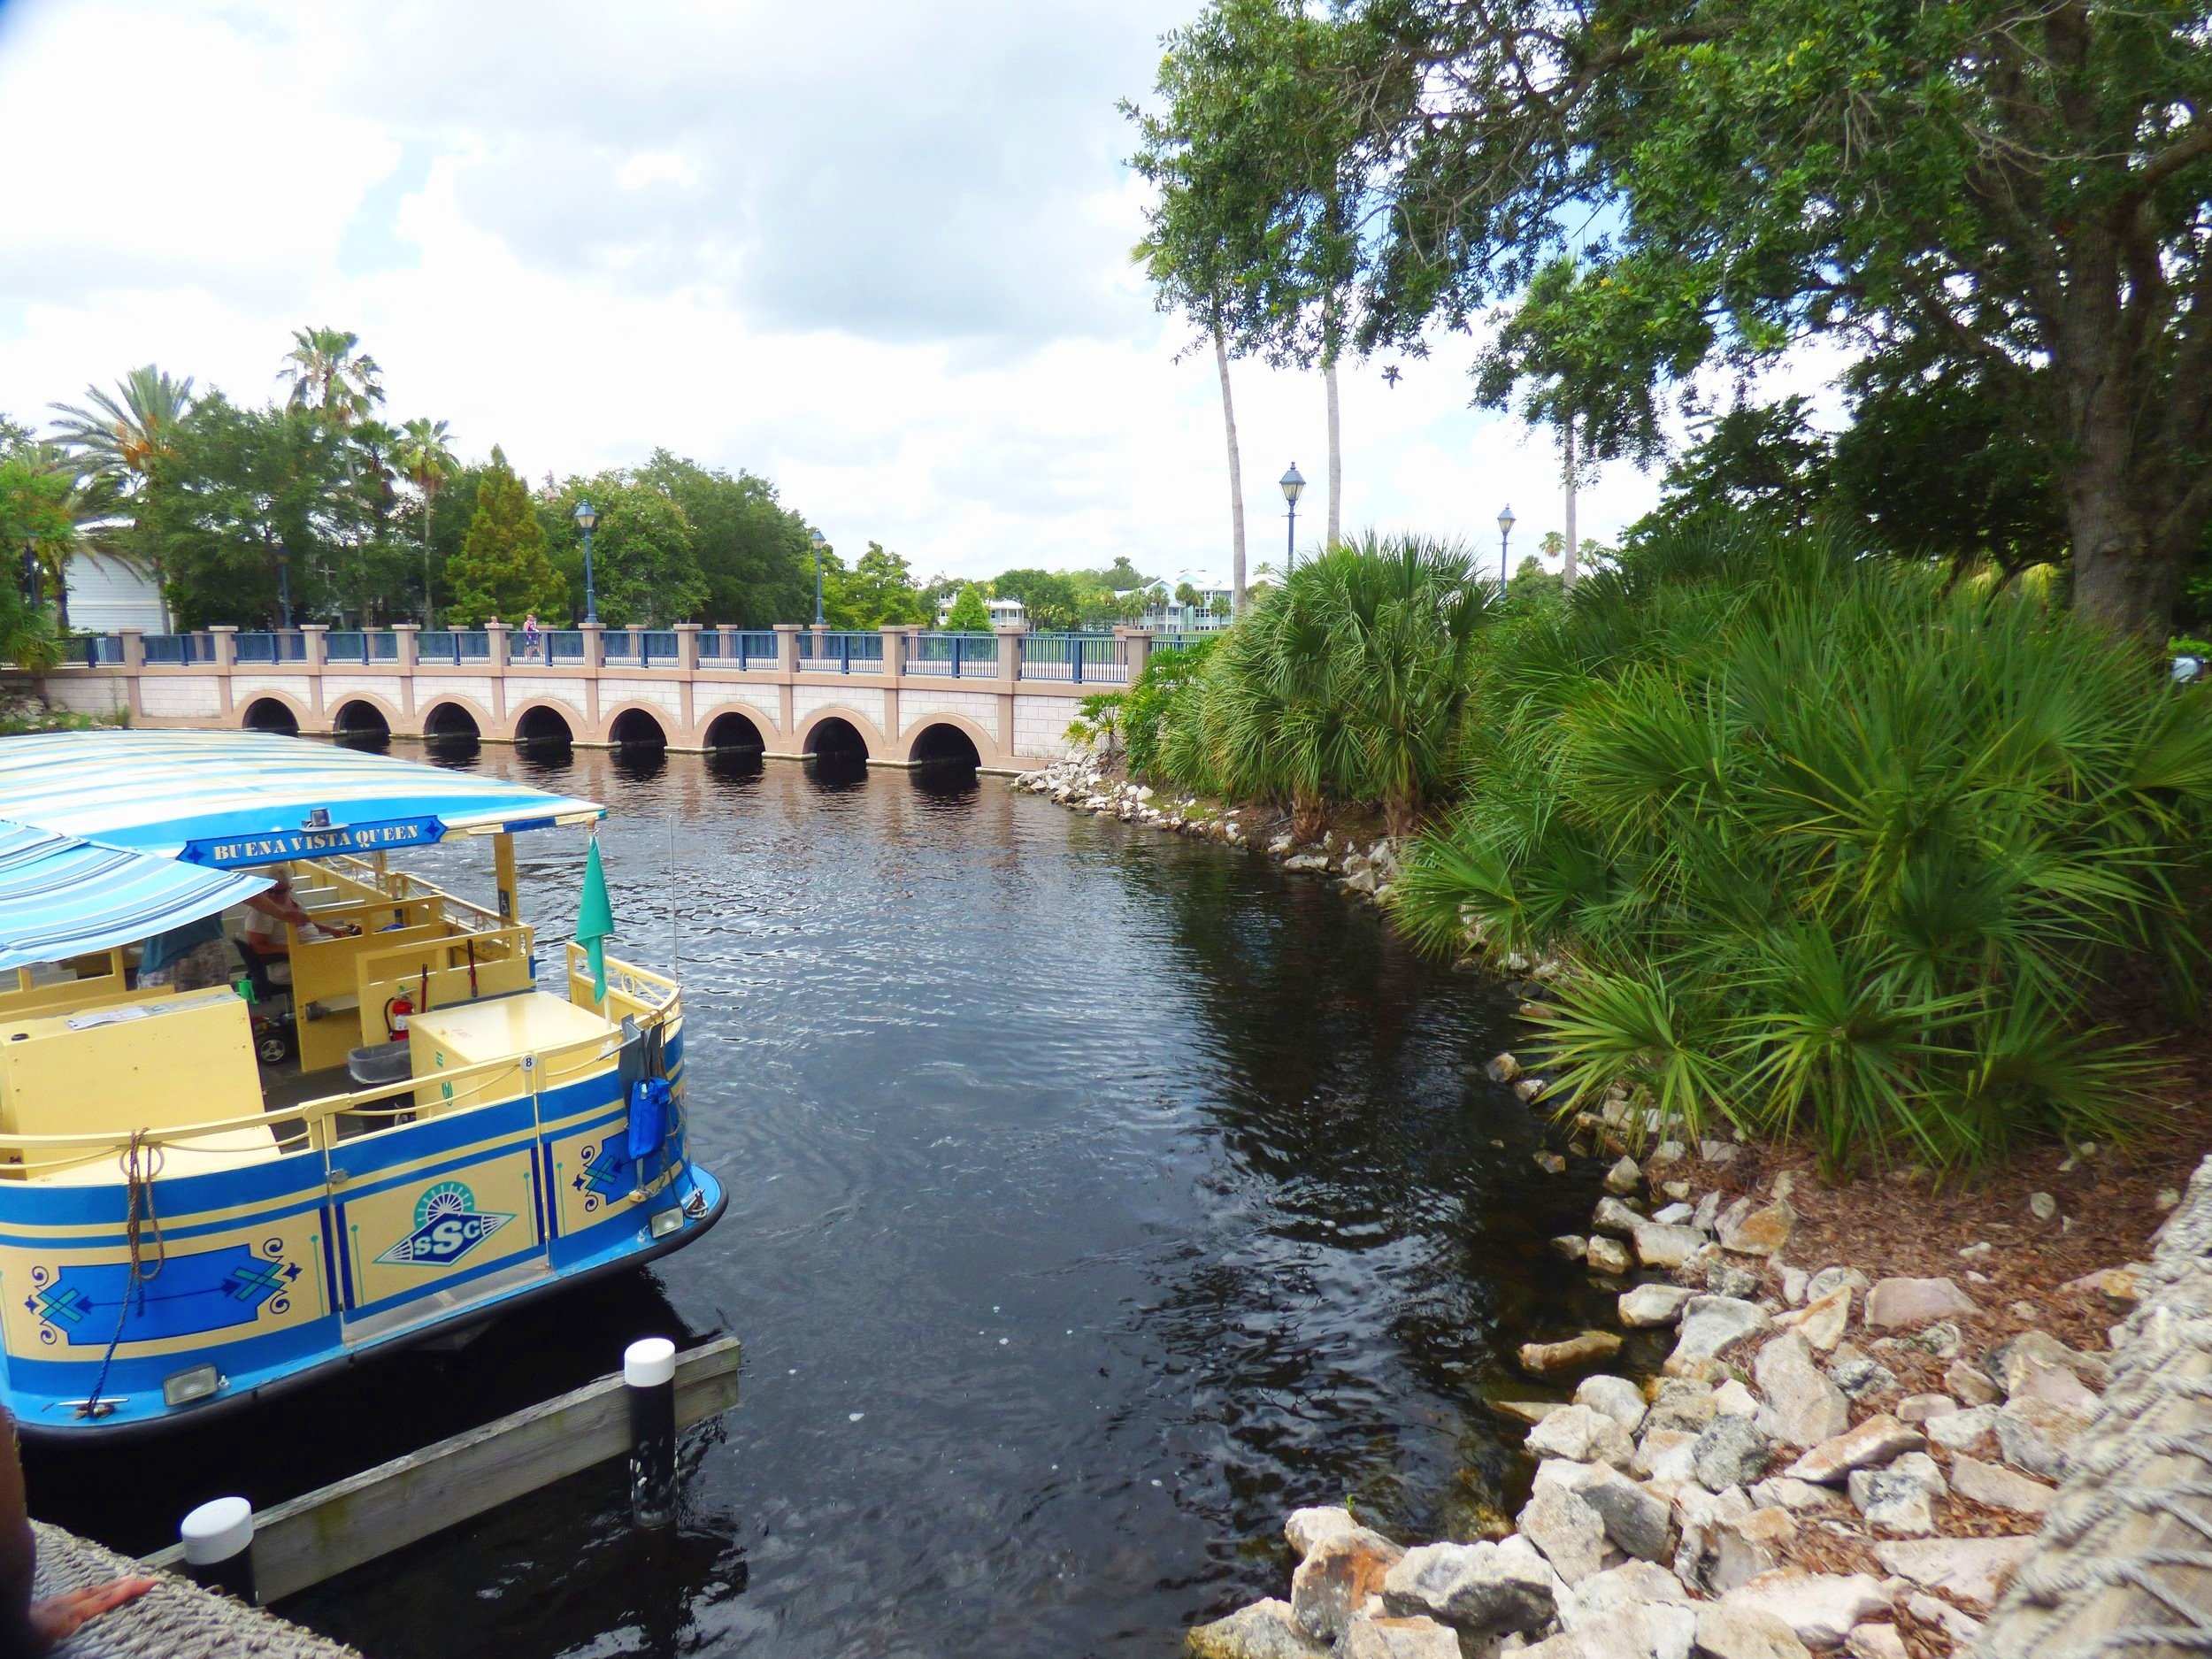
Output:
48,366,195,629
280,327,384,426
394,417,457,625
49,366,194,488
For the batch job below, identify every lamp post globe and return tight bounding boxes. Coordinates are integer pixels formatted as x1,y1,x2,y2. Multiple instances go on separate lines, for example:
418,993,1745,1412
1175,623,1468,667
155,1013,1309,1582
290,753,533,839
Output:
1280,462,1306,576
572,498,599,625
1496,503,1516,585
808,529,826,627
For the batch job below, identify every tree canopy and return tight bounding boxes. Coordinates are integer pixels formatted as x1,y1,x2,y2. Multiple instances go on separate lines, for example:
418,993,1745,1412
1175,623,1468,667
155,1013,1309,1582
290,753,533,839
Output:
445,448,566,626
1128,0,2212,634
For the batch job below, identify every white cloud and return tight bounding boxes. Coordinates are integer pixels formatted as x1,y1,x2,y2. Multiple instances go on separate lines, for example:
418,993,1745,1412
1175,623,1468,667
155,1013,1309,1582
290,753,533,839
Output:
0,0,1768,588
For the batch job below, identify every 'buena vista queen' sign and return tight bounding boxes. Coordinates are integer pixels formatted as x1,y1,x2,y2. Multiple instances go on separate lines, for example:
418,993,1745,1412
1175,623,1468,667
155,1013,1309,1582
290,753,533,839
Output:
178,817,445,868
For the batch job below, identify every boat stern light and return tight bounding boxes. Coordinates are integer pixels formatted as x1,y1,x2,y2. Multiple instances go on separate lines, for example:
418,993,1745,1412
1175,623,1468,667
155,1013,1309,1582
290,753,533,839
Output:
649,1208,685,1240
163,1363,225,1409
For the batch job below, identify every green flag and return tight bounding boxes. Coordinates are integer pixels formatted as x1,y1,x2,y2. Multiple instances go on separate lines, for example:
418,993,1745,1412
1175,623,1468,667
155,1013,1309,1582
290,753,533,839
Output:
575,835,615,1002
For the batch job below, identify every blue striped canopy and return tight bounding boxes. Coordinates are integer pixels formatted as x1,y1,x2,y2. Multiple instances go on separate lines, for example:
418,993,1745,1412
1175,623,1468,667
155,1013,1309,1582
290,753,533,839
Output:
0,818,272,972
0,730,603,870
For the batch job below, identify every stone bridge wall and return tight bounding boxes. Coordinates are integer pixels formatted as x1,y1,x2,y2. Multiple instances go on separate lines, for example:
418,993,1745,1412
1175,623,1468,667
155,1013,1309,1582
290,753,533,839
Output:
35,622,1138,773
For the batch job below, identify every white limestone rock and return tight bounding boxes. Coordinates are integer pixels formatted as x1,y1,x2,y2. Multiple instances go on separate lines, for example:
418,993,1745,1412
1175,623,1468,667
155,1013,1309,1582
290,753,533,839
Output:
1573,1464,1676,1563
1530,1405,1638,1470
1633,1431,1699,1486
1340,1617,1462,1659
1754,1333,1851,1448
1634,1221,1710,1271
1693,1415,1776,1491
1863,1277,1978,1331
1695,1603,1811,1659
1291,1526,1408,1641
1775,1287,1851,1353
1871,1536,2036,1611
1948,1454,2055,1515
1717,1571,1891,1651
1589,1236,1634,1277
1286,1505,1360,1558
1187,1598,1334,1659
1993,1397,2092,1481
1381,1540,1563,1638
1845,1452,1946,1536
1924,1404,2001,1455
1576,1375,1649,1436
1517,1481,1624,1586
1621,1284,1697,1329
1783,1416,1924,1486
1559,1559,1693,1630
1669,1297,1772,1372
1520,1602,1697,1659
1842,1625,1907,1659
1709,1507,1800,1595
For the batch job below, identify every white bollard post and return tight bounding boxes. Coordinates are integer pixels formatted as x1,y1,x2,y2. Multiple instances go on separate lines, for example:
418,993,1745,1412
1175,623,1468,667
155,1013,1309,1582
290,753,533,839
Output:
180,1495,256,1601
626,1337,678,1529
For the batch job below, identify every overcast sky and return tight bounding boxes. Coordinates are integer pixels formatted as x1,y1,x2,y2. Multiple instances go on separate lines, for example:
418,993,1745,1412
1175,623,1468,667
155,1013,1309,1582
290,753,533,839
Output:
0,0,1700,587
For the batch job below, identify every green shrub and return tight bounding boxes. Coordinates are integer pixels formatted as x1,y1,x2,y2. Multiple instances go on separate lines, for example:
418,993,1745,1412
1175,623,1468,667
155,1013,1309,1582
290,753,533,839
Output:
1393,522,2212,1170
1151,534,1494,833
1122,636,1216,780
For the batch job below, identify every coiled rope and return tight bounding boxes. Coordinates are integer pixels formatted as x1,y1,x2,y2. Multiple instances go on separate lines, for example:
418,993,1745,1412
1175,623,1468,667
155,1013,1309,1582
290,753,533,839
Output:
1976,1154,2212,1657
77,1130,167,1420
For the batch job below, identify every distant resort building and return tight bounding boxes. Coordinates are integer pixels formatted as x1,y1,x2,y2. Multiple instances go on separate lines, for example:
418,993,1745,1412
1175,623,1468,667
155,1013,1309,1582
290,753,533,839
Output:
934,595,1027,628
64,557,166,633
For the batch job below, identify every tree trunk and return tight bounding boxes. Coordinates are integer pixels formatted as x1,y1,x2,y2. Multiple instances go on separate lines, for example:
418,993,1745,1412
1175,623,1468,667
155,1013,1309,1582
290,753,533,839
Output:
1325,353,1342,549
2068,490,2185,639
1562,419,1578,588
1216,327,1248,611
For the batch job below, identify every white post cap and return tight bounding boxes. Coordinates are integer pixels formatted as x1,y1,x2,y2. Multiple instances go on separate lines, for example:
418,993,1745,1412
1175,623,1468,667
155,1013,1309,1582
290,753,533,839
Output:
180,1495,254,1564
624,1336,677,1387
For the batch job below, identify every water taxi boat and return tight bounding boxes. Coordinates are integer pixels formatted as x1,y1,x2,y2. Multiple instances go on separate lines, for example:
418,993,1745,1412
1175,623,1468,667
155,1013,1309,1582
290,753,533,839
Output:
0,730,724,1440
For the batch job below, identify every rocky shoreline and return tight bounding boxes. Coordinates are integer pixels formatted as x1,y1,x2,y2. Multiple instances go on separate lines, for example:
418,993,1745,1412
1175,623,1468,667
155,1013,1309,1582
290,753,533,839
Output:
1013,750,2164,1659
1182,1101,2148,1659
1012,753,1409,903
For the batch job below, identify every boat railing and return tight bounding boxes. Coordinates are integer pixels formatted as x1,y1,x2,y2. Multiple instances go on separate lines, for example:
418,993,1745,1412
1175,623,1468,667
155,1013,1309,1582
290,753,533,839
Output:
0,979,680,1177
565,943,679,1026
317,855,506,933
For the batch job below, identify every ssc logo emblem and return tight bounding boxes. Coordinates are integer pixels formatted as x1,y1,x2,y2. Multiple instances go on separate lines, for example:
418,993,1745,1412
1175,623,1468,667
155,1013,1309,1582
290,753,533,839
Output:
374,1180,514,1268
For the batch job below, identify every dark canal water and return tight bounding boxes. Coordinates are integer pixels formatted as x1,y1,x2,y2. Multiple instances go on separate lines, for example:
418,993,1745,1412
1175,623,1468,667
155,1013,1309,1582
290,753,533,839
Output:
30,744,1618,1658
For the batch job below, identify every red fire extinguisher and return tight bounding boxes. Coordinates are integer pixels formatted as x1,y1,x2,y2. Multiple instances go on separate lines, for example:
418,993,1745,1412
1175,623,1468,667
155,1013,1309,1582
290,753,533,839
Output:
384,970,428,1042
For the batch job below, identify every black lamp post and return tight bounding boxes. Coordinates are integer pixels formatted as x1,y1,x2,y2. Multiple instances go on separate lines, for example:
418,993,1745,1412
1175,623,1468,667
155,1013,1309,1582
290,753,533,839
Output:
1497,503,1516,585
277,549,293,628
573,498,599,624
809,529,826,626
1280,462,1306,575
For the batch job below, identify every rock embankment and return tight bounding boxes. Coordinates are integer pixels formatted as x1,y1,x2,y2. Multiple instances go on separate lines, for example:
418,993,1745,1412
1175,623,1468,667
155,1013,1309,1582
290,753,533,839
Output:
1014,755,1407,903
1188,1112,2147,1659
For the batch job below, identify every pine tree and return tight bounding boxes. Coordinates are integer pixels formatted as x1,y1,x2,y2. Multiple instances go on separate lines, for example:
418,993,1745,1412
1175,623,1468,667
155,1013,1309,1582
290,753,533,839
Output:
444,447,566,625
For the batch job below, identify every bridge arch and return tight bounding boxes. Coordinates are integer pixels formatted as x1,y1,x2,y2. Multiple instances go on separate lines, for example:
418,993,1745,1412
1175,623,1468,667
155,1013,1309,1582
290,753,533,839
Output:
511,702,574,746
239,693,304,735
605,704,670,749
795,707,883,762
331,695,397,739
696,697,781,750
703,709,767,752
901,714,995,770
421,698,486,741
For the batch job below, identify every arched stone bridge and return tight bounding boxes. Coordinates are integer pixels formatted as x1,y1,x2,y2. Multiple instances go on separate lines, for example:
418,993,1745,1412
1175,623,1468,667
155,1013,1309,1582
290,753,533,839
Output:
40,622,1159,772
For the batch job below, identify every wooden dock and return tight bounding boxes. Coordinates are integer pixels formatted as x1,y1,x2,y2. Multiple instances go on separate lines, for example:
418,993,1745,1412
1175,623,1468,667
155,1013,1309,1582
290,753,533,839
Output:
140,1334,741,1606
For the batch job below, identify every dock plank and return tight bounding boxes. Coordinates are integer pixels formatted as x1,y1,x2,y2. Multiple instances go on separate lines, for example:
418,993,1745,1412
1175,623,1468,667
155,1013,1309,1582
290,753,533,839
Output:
142,1335,741,1602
